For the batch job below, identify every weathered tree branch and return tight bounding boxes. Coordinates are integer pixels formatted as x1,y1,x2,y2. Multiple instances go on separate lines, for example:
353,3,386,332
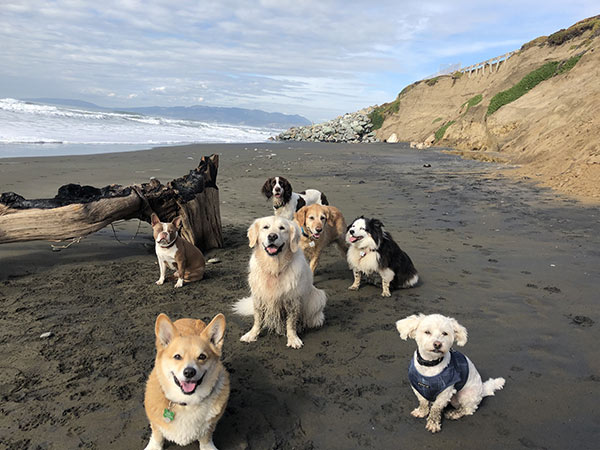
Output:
0,154,223,250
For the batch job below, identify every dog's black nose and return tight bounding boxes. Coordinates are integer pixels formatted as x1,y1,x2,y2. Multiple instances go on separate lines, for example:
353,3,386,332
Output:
349,229,355,235
183,367,196,379
267,233,278,242
433,341,442,349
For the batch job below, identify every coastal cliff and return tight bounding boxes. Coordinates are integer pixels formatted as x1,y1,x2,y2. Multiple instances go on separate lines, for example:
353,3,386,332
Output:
373,16,600,199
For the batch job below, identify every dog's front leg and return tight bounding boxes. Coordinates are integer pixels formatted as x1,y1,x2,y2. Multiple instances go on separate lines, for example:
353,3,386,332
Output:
426,386,456,433
285,310,303,348
410,387,430,418
240,307,263,343
144,425,164,450
156,257,167,285
198,434,217,450
380,268,395,297
348,270,361,290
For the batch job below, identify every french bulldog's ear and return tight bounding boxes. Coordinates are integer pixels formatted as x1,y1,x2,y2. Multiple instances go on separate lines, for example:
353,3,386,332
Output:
451,318,468,346
247,219,261,248
203,313,226,355
395,314,424,340
151,213,160,226
172,216,183,229
155,313,176,348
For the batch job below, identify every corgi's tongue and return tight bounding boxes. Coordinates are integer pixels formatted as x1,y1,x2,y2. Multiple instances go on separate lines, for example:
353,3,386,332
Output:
266,245,280,255
180,380,197,393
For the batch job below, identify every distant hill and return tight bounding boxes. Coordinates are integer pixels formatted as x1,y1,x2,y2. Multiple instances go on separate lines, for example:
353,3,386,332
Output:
24,98,311,128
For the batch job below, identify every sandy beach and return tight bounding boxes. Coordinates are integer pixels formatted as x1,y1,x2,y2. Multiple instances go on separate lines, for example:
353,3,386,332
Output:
0,142,598,449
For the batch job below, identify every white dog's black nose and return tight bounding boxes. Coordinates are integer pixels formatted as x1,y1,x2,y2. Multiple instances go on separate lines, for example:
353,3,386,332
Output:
433,341,442,349
349,229,355,235
267,233,278,243
183,367,196,379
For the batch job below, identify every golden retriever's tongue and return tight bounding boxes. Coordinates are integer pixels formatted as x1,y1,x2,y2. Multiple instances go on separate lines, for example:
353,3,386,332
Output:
180,380,196,393
266,245,279,255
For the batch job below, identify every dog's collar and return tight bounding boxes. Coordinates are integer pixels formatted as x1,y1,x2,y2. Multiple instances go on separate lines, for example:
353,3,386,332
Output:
416,349,444,367
359,248,374,258
157,231,178,249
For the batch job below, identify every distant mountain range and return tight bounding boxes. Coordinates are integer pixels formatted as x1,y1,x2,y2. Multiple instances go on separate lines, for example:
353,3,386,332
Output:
23,98,311,128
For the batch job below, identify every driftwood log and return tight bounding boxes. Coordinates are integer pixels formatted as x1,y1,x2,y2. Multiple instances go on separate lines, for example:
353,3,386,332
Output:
0,154,223,250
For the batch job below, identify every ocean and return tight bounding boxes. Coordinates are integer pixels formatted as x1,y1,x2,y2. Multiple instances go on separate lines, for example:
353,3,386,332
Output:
0,98,281,158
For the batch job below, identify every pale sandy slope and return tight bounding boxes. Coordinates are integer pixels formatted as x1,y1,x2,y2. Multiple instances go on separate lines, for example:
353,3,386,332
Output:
377,29,600,201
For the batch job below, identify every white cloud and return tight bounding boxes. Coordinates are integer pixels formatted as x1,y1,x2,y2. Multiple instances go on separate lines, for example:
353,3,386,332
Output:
0,0,597,120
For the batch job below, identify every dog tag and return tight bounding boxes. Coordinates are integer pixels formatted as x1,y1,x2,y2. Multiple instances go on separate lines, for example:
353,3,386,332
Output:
309,241,315,247
163,408,175,423
360,251,366,257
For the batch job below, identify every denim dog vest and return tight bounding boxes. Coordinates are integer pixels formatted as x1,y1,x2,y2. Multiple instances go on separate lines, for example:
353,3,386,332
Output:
408,350,469,402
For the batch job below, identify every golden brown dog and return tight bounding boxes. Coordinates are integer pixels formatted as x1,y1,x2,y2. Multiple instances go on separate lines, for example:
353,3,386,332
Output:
144,313,229,450
294,204,347,273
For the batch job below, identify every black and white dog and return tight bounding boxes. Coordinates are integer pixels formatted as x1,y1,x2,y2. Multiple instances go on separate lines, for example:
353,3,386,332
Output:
346,216,418,296
261,176,328,220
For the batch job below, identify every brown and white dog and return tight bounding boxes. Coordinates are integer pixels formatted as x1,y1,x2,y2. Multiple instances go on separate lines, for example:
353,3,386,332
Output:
294,204,347,273
233,216,327,348
151,213,206,288
144,313,229,450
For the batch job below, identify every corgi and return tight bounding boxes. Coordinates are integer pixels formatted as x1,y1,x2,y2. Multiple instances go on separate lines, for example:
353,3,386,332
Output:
144,313,229,450
151,213,206,288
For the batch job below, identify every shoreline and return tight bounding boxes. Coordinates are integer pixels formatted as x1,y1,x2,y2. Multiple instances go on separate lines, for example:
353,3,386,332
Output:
1,142,599,449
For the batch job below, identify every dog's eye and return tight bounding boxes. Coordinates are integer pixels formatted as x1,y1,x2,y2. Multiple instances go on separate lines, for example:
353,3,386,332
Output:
263,225,269,229
360,227,365,231
442,332,448,336
309,216,314,220
173,354,182,360
198,353,207,361
321,216,326,221
279,226,285,230
424,331,431,335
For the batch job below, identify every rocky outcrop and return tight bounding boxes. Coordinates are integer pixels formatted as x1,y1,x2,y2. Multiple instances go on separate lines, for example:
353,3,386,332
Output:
276,109,379,143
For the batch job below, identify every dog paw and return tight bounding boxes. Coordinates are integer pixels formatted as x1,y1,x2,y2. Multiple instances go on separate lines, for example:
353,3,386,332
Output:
155,279,164,286
411,407,429,418
425,419,442,433
286,335,304,349
240,331,258,343
174,279,184,288
348,284,359,291
381,290,391,297
143,440,162,450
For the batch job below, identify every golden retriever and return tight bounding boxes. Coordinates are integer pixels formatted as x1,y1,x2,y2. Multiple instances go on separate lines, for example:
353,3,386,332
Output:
294,204,347,273
233,216,327,348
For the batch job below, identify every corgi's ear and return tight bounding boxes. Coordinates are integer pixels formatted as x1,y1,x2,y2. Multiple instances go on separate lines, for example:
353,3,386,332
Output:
155,313,176,348
395,314,424,340
289,220,301,253
172,216,183,229
451,318,468,346
151,213,160,226
204,313,226,355
247,219,261,248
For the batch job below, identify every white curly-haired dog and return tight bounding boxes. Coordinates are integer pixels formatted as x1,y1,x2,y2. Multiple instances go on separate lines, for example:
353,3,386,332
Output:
396,313,505,433
233,216,326,349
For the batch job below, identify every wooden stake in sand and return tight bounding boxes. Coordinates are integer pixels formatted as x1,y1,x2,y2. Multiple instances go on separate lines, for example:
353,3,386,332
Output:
0,154,223,250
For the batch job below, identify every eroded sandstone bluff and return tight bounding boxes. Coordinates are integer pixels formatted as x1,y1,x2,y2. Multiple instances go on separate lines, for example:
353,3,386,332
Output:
276,109,379,143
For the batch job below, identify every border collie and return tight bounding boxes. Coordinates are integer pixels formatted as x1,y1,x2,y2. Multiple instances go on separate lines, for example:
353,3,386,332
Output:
261,176,328,220
346,216,418,296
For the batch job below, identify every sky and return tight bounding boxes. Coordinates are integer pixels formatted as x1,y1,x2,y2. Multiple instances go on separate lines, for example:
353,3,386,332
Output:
1,1,598,122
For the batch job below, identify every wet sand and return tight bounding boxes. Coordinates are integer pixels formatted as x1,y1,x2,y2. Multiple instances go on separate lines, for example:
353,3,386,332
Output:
0,142,599,449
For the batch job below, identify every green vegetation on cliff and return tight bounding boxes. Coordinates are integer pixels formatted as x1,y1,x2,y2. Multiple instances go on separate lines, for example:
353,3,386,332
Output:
487,61,559,116
435,120,455,141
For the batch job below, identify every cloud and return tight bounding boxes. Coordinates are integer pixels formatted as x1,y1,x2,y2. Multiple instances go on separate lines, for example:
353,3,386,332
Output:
0,0,597,120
